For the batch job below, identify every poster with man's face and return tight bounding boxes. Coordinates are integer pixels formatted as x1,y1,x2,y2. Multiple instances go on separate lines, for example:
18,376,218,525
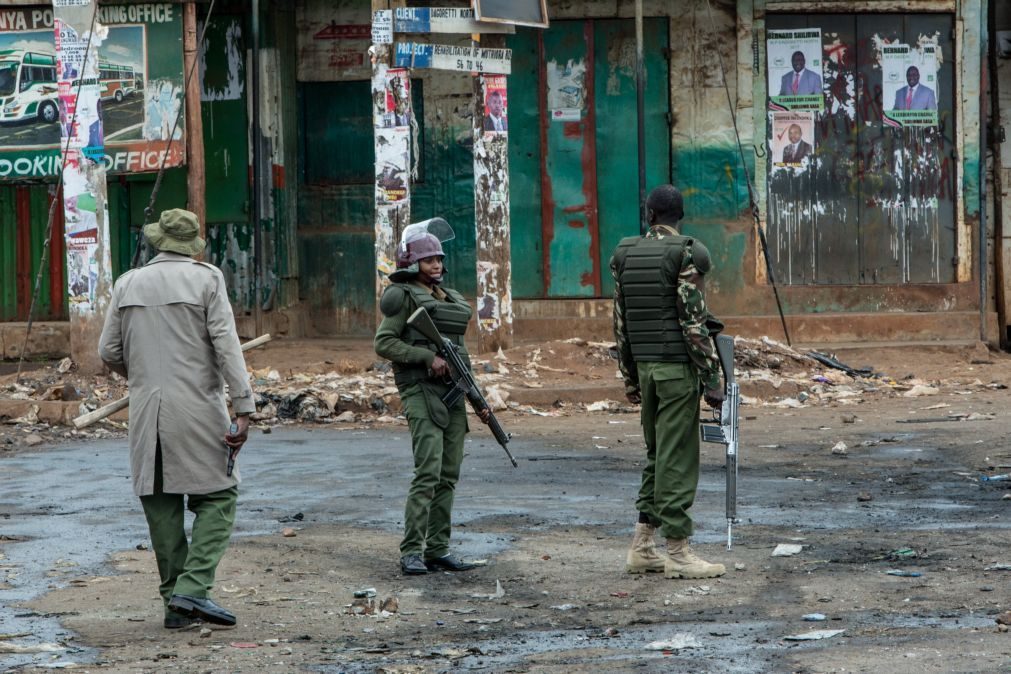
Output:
768,29,824,112
882,43,938,128
482,75,507,135
771,112,815,169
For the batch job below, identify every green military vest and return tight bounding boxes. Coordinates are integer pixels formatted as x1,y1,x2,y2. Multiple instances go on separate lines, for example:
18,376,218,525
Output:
391,282,473,386
613,235,691,363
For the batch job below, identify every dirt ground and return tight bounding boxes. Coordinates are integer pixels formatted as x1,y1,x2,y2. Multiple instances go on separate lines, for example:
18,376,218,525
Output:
4,338,1011,672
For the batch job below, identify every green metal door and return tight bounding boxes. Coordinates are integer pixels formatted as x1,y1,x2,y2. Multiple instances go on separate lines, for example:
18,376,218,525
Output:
508,18,670,298
0,185,67,322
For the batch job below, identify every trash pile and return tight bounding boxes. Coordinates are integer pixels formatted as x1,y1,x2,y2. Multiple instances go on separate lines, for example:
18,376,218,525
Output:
733,336,1006,410
1,337,1006,444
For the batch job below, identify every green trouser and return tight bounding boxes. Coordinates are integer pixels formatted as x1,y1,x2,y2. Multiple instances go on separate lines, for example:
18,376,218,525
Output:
399,382,468,558
635,361,701,540
140,444,237,604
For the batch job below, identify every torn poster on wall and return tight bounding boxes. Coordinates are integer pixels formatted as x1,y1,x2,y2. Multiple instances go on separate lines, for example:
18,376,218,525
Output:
375,205,398,277
771,112,815,169
0,4,183,179
482,74,507,135
64,153,103,309
57,3,107,314
547,58,585,121
371,9,392,44
768,29,824,112
377,67,411,129
375,126,409,205
882,43,938,128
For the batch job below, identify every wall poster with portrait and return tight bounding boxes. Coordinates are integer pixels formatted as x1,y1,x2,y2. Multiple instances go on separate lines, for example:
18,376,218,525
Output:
764,14,955,287
881,43,939,128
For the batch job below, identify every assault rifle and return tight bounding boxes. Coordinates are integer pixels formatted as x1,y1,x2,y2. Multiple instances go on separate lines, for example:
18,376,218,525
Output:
406,307,518,467
700,334,740,550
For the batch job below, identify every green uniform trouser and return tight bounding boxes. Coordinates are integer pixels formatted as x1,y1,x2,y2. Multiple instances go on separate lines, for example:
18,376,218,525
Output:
140,443,237,604
635,361,701,540
399,382,468,558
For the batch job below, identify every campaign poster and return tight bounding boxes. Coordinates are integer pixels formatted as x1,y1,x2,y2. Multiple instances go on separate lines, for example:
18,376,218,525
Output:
375,126,409,205
771,112,815,169
768,28,824,112
0,4,184,180
481,74,507,135
882,43,938,128
378,67,411,129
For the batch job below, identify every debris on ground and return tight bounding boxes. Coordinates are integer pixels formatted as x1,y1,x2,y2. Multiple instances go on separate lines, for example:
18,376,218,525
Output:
783,629,845,641
644,633,700,650
772,544,804,557
1,337,1006,445
470,580,505,600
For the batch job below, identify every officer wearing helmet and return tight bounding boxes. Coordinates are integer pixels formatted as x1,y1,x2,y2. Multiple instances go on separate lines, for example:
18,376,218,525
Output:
609,185,727,581
374,218,489,576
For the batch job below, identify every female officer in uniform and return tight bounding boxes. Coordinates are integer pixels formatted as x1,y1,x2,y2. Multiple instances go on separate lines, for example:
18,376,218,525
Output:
374,219,490,575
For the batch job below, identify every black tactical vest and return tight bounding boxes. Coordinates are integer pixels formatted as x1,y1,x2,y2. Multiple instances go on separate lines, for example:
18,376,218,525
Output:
615,235,691,363
393,283,473,385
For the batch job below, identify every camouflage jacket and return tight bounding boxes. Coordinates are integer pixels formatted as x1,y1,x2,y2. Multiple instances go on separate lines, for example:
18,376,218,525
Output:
611,224,722,393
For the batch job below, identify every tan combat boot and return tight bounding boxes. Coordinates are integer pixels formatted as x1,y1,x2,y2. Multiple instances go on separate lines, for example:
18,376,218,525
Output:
664,538,726,579
626,523,668,574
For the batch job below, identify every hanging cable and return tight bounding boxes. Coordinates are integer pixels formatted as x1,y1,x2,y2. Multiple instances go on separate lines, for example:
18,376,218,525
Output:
16,4,101,382
703,0,792,346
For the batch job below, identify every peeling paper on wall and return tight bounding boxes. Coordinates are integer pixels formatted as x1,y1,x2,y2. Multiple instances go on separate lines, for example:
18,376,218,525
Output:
375,205,400,278
375,127,410,205
200,19,244,101
143,80,183,140
476,260,501,330
547,58,585,120
57,9,111,316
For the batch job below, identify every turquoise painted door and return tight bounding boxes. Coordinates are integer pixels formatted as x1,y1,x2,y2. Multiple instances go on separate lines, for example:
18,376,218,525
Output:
508,18,670,298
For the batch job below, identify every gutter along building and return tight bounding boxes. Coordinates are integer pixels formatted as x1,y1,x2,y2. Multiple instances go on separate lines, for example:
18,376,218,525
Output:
1,0,1007,355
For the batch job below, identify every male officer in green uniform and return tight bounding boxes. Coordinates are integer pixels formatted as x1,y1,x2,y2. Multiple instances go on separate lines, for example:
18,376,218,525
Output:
99,209,252,628
374,219,490,575
610,185,727,580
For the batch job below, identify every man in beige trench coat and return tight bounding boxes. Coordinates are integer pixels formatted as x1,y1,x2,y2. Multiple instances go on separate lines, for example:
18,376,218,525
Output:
99,209,254,629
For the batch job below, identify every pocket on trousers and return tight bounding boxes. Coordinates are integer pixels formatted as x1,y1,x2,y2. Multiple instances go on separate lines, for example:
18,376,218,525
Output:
652,363,692,400
419,382,451,429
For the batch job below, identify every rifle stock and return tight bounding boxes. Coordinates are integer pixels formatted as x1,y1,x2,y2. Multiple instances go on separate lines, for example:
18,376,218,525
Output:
406,308,517,467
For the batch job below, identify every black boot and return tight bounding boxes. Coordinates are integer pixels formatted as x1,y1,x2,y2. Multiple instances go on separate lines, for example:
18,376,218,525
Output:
400,554,428,575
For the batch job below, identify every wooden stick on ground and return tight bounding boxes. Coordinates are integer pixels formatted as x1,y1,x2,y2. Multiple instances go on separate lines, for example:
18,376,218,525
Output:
72,334,272,430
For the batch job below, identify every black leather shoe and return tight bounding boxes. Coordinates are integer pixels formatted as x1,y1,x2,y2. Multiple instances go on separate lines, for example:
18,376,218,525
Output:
400,554,428,575
168,594,236,626
425,554,476,572
164,608,199,629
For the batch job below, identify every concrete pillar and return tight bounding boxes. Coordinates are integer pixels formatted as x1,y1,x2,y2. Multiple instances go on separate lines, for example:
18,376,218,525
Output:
473,35,513,353
54,0,111,374
371,1,410,323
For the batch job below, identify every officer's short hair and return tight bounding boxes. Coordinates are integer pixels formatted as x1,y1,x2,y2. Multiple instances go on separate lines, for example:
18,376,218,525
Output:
646,185,684,223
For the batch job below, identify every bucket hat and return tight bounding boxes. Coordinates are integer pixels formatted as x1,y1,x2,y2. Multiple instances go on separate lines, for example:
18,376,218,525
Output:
142,209,205,256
